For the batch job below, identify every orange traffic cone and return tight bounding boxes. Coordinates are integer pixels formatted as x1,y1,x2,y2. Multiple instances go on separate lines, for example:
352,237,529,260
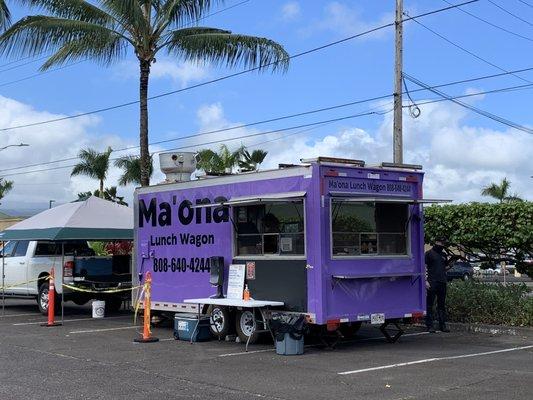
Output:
134,272,159,343
42,268,62,327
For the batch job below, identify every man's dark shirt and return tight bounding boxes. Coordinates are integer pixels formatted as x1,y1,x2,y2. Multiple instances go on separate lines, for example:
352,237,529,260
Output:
425,248,448,284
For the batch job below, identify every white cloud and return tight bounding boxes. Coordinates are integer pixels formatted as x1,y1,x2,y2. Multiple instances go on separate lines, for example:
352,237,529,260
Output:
2,96,531,215
150,59,209,87
300,1,393,39
115,58,209,88
257,100,533,203
0,95,137,213
281,1,301,21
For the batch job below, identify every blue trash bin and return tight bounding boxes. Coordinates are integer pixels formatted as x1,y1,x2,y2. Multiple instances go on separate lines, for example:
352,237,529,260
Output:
271,315,306,356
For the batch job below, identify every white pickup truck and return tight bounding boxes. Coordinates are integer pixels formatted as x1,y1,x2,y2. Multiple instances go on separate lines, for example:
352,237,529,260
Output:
0,240,132,314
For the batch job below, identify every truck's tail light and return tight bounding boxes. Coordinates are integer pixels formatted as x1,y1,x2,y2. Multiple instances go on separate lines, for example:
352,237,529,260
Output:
412,311,424,323
63,261,74,277
326,319,340,332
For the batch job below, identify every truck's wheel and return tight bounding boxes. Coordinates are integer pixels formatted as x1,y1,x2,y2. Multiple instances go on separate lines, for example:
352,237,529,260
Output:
105,297,123,313
72,297,88,306
235,309,259,345
37,283,61,316
208,305,231,338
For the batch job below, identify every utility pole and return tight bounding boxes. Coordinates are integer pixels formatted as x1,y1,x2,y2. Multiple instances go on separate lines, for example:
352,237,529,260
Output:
393,0,403,164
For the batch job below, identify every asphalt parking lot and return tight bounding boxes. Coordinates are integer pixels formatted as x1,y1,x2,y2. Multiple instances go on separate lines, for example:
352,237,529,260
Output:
0,299,531,400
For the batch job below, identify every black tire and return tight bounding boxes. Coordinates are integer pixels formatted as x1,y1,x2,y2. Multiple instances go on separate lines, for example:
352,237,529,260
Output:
339,321,362,338
72,297,89,306
105,297,123,313
235,309,260,345
37,283,61,316
208,305,231,338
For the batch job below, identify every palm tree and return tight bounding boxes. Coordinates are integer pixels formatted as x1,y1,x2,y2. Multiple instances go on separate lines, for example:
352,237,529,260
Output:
71,147,112,197
0,0,10,30
238,149,267,171
197,144,242,174
77,186,128,205
0,1,289,187
481,178,522,203
0,177,13,204
114,155,153,186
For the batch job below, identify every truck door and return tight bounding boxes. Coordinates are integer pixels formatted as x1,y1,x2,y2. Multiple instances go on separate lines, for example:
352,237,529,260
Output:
2,240,30,295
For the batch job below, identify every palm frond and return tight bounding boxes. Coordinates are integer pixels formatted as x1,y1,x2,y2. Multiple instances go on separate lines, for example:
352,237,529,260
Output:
165,30,289,72
0,16,131,64
71,147,112,181
19,0,115,25
42,31,127,69
155,0,223,33
0,0,11,30
0,178,14,201
101,0,149,39
114,155,153,186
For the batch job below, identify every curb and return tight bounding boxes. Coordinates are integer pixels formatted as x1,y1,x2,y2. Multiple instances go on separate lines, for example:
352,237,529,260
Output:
446,322,533,337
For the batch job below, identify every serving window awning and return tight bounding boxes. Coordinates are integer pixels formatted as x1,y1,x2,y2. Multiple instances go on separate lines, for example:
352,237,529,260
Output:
330,195,452,204
193,191,307,209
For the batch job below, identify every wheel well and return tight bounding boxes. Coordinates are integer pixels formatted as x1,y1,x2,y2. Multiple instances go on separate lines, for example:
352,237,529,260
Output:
37,272,49,288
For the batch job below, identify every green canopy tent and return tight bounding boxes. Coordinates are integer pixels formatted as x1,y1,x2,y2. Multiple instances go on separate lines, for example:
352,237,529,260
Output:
0,196,133,319
0,196,132,241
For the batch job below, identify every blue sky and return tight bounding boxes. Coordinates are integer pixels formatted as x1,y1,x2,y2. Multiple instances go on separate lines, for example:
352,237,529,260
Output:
0,0,532,213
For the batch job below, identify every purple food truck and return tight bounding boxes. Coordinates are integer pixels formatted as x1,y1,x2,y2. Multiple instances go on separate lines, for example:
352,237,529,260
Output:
134,155,434,344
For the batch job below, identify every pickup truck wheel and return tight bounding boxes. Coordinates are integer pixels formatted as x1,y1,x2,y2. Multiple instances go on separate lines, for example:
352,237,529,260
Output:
37,283,61,316
235,309,260,345
208,305,231,338
463,273,470,281
105,297,123,313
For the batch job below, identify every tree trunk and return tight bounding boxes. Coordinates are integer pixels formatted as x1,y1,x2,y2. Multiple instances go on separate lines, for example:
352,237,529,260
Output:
139,59,151,187
99,179,104,198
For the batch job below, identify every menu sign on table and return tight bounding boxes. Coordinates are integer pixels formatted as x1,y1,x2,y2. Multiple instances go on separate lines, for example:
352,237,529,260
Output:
227,264,246,300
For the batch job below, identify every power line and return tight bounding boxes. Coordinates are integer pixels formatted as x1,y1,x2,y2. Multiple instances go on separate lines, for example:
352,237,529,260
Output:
405,80,533,107
487,0,533,27
517,0,533,9
0,0,478,133
2,76,531,178
0,52,48,69
441,0,533,42
407,14,532,84
0,60,86,88
0,54,51,74
0,111,384,177
4,64,533,173
403,73,533,134
0,95,394,173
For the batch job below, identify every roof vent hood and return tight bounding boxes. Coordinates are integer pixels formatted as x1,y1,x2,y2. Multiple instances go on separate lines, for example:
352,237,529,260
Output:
159,152,197,182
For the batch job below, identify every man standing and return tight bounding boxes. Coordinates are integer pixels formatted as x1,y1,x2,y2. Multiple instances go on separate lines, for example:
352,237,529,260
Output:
425,239,454,333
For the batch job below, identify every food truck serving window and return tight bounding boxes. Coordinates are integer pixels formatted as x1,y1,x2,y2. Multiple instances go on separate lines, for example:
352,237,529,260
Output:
234,201,305,256
331,200,408,257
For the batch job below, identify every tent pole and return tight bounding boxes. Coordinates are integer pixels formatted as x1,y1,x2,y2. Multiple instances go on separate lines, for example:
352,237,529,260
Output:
61,242,64,324
2,240,5,316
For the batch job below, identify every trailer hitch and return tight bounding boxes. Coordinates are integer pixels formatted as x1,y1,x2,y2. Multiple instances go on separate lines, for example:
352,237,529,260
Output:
379,321,404,343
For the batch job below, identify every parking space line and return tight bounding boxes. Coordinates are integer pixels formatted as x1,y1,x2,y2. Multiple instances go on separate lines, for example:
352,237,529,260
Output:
218,332,430,357
338,345,533,375
13,316,131,326
0,313,40,318
69,326,138,334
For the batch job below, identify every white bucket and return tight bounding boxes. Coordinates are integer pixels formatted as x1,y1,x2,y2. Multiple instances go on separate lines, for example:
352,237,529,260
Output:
92,301,106,318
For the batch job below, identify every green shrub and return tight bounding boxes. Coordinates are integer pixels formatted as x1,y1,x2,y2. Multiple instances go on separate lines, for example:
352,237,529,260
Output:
446,281,533,327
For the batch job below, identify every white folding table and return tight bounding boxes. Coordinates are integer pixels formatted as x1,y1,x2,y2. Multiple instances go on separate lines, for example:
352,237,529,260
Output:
183,298,284,351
